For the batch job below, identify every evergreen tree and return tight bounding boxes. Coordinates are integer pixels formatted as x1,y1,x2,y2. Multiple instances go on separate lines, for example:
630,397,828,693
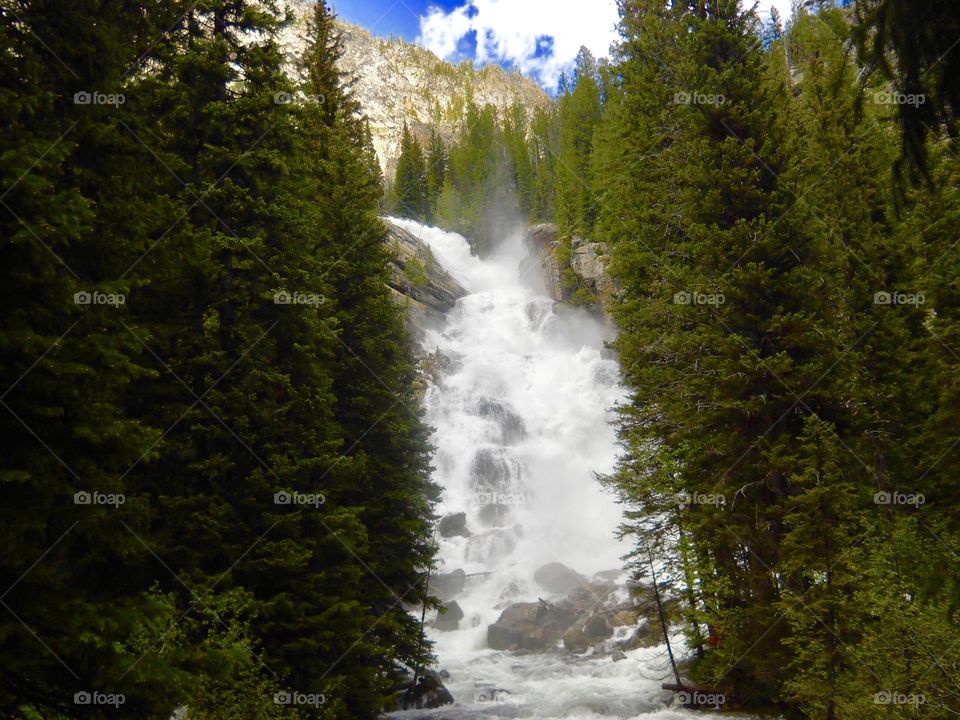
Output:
425,128,447,222
555,47,602,240
392,122,429,221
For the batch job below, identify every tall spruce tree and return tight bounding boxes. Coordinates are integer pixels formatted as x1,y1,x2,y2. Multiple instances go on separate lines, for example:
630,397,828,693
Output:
425,127,447,222
392,122,429,221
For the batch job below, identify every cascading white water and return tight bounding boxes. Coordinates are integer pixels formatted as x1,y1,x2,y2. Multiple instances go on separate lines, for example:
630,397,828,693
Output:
389,219,744,719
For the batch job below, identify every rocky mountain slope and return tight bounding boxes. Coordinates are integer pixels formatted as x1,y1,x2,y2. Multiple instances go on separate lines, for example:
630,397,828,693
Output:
280,1,552,180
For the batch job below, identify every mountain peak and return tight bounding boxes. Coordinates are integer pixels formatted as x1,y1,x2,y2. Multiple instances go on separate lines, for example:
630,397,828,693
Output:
281,2,552,180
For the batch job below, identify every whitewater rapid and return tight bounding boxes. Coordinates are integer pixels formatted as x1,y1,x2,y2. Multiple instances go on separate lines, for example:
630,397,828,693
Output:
388,219,741,719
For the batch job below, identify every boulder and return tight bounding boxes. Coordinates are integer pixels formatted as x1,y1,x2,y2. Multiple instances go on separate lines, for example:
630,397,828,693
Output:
612,648,627,662
433,601,464,632
562,611,614,653
396,670,455,710
474,397,527,445
487,600,581,651
583,612,614,639
428,569,465,601
561,583,617,612
534,562,587,595
438,512,470,538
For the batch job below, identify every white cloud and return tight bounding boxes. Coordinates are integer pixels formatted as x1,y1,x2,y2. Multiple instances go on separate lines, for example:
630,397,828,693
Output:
417,1,796,90
753,0,795,24
417,0,620,90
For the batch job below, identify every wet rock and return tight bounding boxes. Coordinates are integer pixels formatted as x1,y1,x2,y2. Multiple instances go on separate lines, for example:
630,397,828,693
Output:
584,612,614,639
487,600,582,651
534,562,587,595
562,611,615,653
433,601,464,632
475,397,527,444
561,583,618,612
396,670,455,710
477,503,512,528
619,619,663,650
612,648,627,662
429,569,465,601
438,512,470,538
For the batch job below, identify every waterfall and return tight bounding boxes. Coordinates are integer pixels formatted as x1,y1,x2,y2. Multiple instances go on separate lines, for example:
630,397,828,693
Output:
388,219,738,719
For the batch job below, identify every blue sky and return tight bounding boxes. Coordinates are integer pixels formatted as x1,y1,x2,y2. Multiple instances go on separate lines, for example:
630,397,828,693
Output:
332,0,795,90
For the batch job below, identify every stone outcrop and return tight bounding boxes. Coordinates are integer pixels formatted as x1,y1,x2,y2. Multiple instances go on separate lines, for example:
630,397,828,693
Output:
571,235,617,302
383,218,467,335
521,223,617,314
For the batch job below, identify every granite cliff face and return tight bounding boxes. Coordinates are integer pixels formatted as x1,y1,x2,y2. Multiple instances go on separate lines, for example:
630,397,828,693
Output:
279,1,551,180
383,218,467,336
335,22,551,180
521,223,617,315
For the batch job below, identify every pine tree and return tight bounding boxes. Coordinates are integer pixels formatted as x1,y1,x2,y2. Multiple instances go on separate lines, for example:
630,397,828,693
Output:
392,122,429,221
425,128,447,222
555,47,602,240
0,2,199,715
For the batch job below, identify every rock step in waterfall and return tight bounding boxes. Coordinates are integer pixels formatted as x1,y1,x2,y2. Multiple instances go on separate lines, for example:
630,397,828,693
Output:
387,218,753,719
